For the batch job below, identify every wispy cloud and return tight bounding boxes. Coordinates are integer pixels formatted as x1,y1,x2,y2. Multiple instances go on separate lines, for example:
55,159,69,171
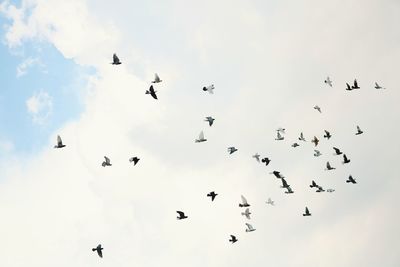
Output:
26,90,53,125
16,57,44,77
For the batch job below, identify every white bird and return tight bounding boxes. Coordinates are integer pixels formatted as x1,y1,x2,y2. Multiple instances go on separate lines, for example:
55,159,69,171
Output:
252,153,260,162
205,116,215,126
314,150,322,157
314,105,321,113
195,131,207,143
202,84,215,94
102,156,112,167
241,208,251,219
275,131,284,140
245,223,256,232
374,82,385,89
266,198,275,206
239,195,250,207
152,73,162,83
324,76,332,87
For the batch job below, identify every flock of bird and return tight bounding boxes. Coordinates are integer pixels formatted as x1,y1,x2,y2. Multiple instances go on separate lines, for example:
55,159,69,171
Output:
53,54,385,258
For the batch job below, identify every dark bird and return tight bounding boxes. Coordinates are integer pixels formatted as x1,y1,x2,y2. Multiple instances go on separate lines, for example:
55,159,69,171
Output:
325,76,332,87
228,147,238,154
355,125,363,135
374,82,385,89
111,53,121,65
316,186,325,193
176,211,188,220
145,85,158,100
205,116,215,126
275,131,284,140
102,156,112,167
152,73,162,83
346,83,353,91
346,175,357,184
342,154,350,164
281,178,290,189
285,187,294,194
202,84,215,94
325,161,335,170
207,191,218,201
333,147,343,155
129,156,140,165
351,79,360,89
239,195,250,207
310,180,318,188
324,130,332,139
92,244,103,258
54,135,66,148
261,157,271,166
298,132,306,142
292,142,299,147
303,207,311,216
270,171,284,179
314,105,321,113
229,235,238,243
311,136,319,146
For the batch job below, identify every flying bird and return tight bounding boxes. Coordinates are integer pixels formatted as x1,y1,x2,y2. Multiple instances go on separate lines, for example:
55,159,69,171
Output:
102,156,112,167
285,187,294,194
145,85,158,100
205,116,215,126
245,223,256,232
129,156,140,165
228,147,238,154
355,125,363,135
351,79,360,89
292,143,299,148
345,83,353,91
314,150,322,157
261,157,271,166
281,178,290,189
229,235,238,243
195,131,207,143
311,136,319,146
324,130,332,139
327,189,335,193
276,128,286,134
303,207,311,216
325,76,333,87
241,208,251,219
298,132,306,142
202,84,215,94
92,244,103,258
266,198,275,206
333,147,343,155
275,131,284,140
176,211,188,220
252,153,260,162
374,82,385,89
314,105,321,113
111,53,121,65
310,180,318,188
316,186,325,193
325,161,335,170
342,154,350,164
207,191,218,201
152,73,162,83
239,195,250,207
54,135,66,148
270,171,284,179
346,175,357,184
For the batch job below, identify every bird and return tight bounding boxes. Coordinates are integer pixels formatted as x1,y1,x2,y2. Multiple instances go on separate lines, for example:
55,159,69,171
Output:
195,131,207,143
311,136,319,146
325,161,335,170
346,175,357,184
325,76,333,87
245,223,256,232
374,82,385,89
145,85,158,100
351,79,360,89
252,153,260,162
241,208,251,219
270,171,284,179
176,211,188,220
102,156,112,167
303,207,311,216
152,73,162,83
266,198,275,206
324,130,332,139
276,128,286,134
292,143,299,148
333,147,343,155
275,131,284,140
205,116,215,126
129,157,140,165
54,135,66,148
202,84,215,94
314,150,322,157
327,189,335,193
227,147,238,154
111,53,121,65
345,83,353,91
285,187,294,194
310,180,318,188
316,186,325,193
261,157,271,166
239,195,250,207
229,235,238,243
342,154,350,164
281,178,290,189
207,191,218,201
314,105,321,113
355,125,363,135
92,244,103,258
298,132,306,142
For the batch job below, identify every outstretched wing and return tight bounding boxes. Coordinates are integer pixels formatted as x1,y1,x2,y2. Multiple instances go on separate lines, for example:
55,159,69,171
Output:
241,195,248,205
246,223,254,230
199,131,204,140
104,156,110,164
176,211,185,217
354,79,358,87
113,53,120,63
57,135,63,146
305,207,309,214
154,73,160,82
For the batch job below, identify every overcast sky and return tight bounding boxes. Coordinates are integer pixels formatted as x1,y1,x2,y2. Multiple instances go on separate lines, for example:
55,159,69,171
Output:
1,0,400,266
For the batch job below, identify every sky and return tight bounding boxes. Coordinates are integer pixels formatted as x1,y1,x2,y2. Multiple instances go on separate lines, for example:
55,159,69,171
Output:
0,0,400,266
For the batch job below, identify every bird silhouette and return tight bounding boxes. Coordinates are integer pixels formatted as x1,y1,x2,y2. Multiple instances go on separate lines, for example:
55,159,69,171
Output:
92,244,103,258
314,105,321,113
266,198,275,205
292,143,299,147
355,125,363,135
314,150,322,157
270,171,284,179
333,147,343,155
239,195,250,207
285,187,294,194
176,211,188,220
261,157,271,166
111,53,121,65
316,186,325,193
324,130,332,139
102,156,112,167
275,131,284,140
281,178,290,189
207,191,218,201
245,223,256,232
311,136,319,146
195,131,207,143
374,82,385,89
342,154,350,164
129,157,140,165
325,161,335,170
241,208,251,219
229,235,238,243
325,76,333,87
202,84,215,94
351,79,360,89
310,180,318,188
145,85,158,100
346,175,357,184
205,116,215,126
54,135,66,148
276,128,286,134
227,147,238,154
327,189,335,193
252,153,260,162
298,132,306,142
345,83,353,91
152,73,162,83
303,207,311,216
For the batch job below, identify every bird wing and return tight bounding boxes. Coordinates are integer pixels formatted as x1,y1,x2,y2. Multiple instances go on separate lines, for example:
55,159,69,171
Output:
327,162,331,168
113,53,119,63
346,83,351,89
354,79,358,87
343,154,348,161
154,73,160,82
97,249,103,258
282,178,289,188
277,132,282,139
246,223,253,230
199,131,204,140
57,135,63,146
104,156,110,164
176,211,184,217
305,207,309,214
333,147,340,154
357,125,361,132
241,195,248,205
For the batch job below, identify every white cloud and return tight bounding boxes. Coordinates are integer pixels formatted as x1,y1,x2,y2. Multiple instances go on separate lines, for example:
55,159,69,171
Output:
26,90,53,124
16,56,43,77
1,0,400,267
